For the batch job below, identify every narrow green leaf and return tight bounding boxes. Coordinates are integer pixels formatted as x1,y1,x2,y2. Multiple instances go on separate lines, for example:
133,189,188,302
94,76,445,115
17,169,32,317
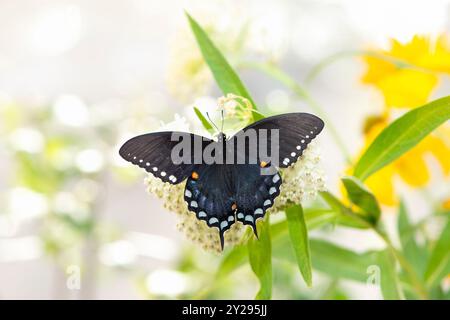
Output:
424,219,450,288
354,96,450,180
320,191,372,228
397,201,428,276
193,107,215,134
342,176,381,224
186,13,262,120
320,279,349,300
270,220,288,239
377,250,404,300
285,204,312,287
216,207,335,285
271,208,337,239
248,217,272,299
304,208,337,230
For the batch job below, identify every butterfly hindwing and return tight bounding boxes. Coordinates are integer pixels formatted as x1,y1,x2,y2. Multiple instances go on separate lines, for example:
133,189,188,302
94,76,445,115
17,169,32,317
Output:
233,164,282,236
184,163,282,249
184,164,236,249
119,132,212,184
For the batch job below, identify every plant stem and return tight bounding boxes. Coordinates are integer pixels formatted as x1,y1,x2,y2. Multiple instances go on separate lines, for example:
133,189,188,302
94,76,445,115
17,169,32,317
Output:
241,61,353,164
305,51,361,84
373,226,429,300
305,50,450,84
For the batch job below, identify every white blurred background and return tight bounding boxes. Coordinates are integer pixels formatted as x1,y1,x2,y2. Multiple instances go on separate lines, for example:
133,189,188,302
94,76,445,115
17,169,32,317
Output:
0,0,449,299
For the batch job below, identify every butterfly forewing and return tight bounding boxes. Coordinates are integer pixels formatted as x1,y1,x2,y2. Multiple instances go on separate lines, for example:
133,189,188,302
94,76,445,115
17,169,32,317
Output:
231,112,324,168
119,132,212,184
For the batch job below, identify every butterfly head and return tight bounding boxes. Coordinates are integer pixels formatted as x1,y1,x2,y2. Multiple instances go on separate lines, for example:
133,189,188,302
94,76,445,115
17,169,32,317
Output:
216,132,227,142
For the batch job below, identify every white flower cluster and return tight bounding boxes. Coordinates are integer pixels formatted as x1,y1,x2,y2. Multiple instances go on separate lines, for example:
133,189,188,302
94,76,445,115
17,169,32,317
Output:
270,142,326,213
145,176,245,254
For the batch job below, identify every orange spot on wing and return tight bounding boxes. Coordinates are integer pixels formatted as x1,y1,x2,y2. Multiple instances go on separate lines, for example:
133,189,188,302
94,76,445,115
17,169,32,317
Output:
231,203,237,211
260,161,268,168
191,171,199,180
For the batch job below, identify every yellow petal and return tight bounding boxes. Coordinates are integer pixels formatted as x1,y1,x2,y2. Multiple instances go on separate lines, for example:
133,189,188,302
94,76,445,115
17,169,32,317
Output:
443,198,450,210
419,35,450,73
423,134,450,176
365,164,398,206
389,35,450,73
390,36,429,64
377,69,438,108
361,55,396,84
391,132,450,186
361,34,450,109
395,151,430,186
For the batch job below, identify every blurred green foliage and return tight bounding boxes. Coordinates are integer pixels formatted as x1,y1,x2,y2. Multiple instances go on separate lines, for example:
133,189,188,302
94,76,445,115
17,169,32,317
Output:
184,13,450,300
0,12,448,301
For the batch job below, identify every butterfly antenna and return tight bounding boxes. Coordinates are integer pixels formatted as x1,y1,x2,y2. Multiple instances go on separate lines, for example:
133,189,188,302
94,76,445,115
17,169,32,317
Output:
220,109,224,132
206,112,220,133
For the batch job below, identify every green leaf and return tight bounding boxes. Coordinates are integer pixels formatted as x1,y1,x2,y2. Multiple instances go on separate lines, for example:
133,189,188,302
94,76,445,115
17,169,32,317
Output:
216,245,248,279
424,219,450,288
354,96,450,180
309,239,378,283
285,204,312,287
193,107,215,134
397,201,428,276
304,208,337,230
320,191,372,228
248,217,272,299
186,13,262,120
270,220,288,239
342,176,381,224
217,207,335,286
271,207,337,238
273,237,378,283
377,250,404,300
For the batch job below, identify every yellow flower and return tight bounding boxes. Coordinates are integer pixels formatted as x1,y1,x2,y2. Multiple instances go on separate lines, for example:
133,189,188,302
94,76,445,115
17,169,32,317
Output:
362,34,450,108
443,198,450,210
357,34,450,205
356,115,450,206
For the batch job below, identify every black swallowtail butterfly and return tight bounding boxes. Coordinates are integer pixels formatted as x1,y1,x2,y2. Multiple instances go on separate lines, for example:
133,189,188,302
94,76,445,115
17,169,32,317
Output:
119,113,324,249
